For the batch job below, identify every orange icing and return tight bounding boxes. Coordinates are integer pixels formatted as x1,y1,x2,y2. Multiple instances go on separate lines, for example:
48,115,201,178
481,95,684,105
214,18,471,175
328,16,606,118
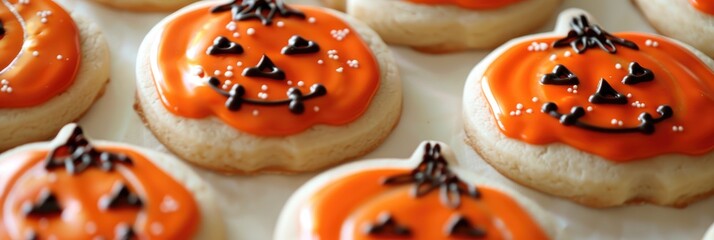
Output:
0,0,81,108
691,0,714,15
0,147,199,239
481,33,714,161
301,169,548,239
406,0,522,9
150,4,380,136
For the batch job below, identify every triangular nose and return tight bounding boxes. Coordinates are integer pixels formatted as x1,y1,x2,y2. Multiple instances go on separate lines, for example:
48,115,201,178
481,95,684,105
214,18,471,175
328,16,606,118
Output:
589,79,628,104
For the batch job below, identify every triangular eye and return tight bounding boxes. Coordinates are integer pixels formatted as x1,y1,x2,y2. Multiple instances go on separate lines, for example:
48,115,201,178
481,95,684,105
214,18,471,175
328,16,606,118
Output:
589,79,628,105
100,181,143,210
206,36,244,55
282,35,320,55
445,214,486,238
243,54,286,80
22,189,62,217
540,65,579,85
622,62,654,85
364,212,412,237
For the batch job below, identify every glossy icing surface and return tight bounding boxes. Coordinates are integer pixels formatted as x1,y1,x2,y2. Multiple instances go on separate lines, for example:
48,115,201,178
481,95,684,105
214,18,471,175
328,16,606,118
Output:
298,143,547,239
150,2,380,136
691,0,714,15
406,0,522,9
0,144,199,239
0,0,81,108
301,169,547,239
481,26,714,161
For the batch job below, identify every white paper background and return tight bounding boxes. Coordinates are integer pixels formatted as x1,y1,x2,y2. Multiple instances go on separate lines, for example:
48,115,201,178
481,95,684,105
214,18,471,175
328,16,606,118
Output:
48,0,714,239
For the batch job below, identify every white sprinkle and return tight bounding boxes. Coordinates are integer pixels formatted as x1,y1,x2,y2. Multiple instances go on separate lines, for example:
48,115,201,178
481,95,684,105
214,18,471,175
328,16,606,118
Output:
526,108,533,114
573,89,578,94
261,84,268,91
531,97,539,103
287,80,293,85
252,110,259,116
233,32,240,38
564,51,572,57
618,121,624,126
346,59,360,68
258,92,268,99
627,93,633,98
225,22,237,31
214,70,221,76
227,66,234,71
160,196,179,213
645,39,653,47
509,111,516,116
336,67,344,73
56,54,63,60
652,41,659,47
539,42,548,50
516,103,523,110
527,45,534,51
586,106,593,112
246,28,256,35
224,71,234,77
190,66,204,76
615,63,622,69
573,85,578,90
308,17,316,23
40,17,47,23
236,61,243,67
672,126,677,131
679,126,684,132
151,222,164,236
549,54,557,61
297,81,305,87
1,80,7,85
276,21,285,27
611,119,618,125
85,222,97,234
317,59,324,65
314,106,320,112
32,51,39,57
567,88,573,93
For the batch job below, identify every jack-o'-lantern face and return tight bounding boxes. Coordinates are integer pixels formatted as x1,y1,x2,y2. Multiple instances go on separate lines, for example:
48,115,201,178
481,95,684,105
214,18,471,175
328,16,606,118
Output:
150,0,380,136
299,143,547,239
0,125,199,239
0,0,81,108
405,0,521,9
481,14,714,161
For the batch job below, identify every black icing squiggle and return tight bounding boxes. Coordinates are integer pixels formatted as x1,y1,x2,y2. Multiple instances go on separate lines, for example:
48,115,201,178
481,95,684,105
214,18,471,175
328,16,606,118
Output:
541,102,673,134
211,0,305,26
44,126,133,174
553,15,639,54
207,77,327,114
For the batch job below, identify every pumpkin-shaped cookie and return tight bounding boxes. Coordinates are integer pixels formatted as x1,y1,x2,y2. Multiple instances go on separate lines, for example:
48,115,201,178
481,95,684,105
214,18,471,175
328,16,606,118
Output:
0,124,224,239
347,0,562,52
463,9,714,207
0,0,109,150
634,0,714,57
135,0,402,173
275,141,557,239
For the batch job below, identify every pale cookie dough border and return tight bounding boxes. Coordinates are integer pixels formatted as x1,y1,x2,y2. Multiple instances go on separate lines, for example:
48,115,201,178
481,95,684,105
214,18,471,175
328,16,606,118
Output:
0,124,225,239
0,12,110,151
632,0,714,57
275,141,559,239
135,1,402,173
87,0,197,12
347,0,562,53
462,8,714,208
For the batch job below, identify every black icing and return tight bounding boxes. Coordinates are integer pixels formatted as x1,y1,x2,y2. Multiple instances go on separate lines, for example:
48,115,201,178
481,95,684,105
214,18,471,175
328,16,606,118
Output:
211,0,305,25
589,79,628,105
281,35,320,55
207,77,327,114
364,213,412,237
553,15,639,54
100,182,143,210
22,189,62,217
383,143,480,209
542,102,673,134
207,36,244,55
541,64,579,85
44,126,133,174
243,55,286,80
446,214,487,238
116,224,137,240
622,62,654,85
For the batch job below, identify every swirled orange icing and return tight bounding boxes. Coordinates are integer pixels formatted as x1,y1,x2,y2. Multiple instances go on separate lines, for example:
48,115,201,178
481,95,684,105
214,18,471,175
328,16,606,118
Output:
150,3,380,136
301,169,548,239
481,33,714,161
0,0,81,108
406,0,522,9
691,0,714,15
0,147,199,239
